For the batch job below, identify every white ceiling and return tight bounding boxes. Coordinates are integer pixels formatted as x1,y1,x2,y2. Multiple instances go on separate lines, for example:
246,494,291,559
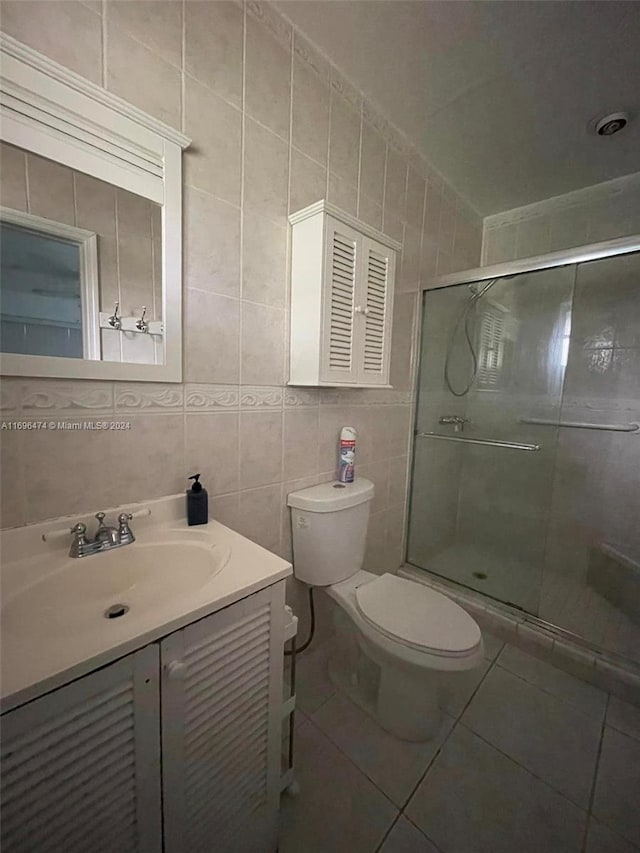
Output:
276,0,640,215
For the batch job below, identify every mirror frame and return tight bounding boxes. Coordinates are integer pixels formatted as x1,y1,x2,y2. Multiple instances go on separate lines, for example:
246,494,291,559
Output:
0,34,191,382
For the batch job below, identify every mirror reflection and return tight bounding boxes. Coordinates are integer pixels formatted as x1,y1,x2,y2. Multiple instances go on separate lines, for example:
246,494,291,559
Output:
0,143,163,365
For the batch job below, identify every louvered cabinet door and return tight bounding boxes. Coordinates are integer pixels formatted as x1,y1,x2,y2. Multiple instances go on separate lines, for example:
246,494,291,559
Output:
0,646,162,853
319,217,362,384
161,582,286,853
356,237,395,385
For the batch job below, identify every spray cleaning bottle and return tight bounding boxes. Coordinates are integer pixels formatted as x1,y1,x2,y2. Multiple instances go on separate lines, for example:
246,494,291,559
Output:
338,426,357,483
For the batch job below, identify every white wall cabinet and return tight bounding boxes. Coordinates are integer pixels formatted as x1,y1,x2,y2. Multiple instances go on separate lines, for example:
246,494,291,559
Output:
289,201,401,387
0,582,286,853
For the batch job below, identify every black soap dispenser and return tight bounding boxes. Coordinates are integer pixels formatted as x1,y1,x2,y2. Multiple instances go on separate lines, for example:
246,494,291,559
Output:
186,473,208,526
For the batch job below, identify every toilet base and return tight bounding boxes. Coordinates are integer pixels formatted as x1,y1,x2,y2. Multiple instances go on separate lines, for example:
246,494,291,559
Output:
329,609,442,742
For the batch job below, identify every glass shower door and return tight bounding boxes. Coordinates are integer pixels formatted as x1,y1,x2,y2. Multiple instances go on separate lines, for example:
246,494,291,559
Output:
539,251,640,664
407,265,576,614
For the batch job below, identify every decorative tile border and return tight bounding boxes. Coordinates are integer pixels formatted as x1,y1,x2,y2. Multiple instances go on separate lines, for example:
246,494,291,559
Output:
115,384,183,411
21,381,113,413
185,384,240,411
246,0,292,51
284,387,320,408
240,386,283,409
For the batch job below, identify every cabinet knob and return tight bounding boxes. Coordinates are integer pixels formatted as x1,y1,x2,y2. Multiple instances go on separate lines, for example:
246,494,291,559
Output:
165,661,186,680
354,305,370,315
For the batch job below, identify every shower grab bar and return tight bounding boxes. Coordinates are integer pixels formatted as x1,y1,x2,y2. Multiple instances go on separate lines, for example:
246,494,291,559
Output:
520,418,639,433
415,432,541,451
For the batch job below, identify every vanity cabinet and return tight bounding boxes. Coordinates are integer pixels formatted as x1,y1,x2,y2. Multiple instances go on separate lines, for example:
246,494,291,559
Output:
288,201,400,388
161,584,284,853
0,582,285,853
0,646,162,853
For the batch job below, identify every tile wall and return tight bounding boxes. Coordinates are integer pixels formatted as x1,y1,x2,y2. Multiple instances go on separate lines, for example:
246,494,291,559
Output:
0,2,482,611
482,171,640,265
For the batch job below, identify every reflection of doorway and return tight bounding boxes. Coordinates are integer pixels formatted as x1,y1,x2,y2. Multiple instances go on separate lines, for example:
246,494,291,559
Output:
0,210,99,359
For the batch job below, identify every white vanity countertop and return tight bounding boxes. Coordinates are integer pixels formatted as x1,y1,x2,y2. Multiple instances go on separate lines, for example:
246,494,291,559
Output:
0,494,292,713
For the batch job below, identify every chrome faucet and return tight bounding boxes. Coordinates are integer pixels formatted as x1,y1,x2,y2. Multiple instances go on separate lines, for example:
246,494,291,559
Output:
69,511,136,558
439,414,470,433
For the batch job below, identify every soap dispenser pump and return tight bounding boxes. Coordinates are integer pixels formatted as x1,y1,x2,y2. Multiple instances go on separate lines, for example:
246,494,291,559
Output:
186,473,208,526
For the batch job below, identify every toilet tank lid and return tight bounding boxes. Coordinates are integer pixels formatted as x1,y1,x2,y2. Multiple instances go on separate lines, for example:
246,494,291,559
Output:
287,478,374,513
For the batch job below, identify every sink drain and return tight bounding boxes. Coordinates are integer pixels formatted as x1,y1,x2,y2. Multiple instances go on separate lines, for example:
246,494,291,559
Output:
105,603,129,619
472,572,488,580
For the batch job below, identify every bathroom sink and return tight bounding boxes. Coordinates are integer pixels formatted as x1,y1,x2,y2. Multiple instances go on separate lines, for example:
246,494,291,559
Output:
2,533,231,642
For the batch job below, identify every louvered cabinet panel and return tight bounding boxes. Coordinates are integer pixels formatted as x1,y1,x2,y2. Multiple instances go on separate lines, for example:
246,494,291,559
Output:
319,217,361,384
0,646,162,853
289,201,398,387
161,582,286,853
358,238,395,385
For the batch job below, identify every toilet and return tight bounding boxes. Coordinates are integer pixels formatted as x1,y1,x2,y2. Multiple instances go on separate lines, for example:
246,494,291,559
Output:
287,477,484,741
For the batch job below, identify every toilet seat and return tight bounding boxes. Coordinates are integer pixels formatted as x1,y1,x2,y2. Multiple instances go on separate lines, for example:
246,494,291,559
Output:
355,573,482,658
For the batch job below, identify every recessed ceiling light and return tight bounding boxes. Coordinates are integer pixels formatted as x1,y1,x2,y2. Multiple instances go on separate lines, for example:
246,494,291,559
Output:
592,111,629,136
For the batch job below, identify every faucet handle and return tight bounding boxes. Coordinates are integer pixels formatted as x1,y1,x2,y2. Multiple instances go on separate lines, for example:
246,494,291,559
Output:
71,521,88,539
118,512,135,545
95,511,106,525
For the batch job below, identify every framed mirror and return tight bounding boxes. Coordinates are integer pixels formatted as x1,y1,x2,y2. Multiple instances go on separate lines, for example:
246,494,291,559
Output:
0,34,190,382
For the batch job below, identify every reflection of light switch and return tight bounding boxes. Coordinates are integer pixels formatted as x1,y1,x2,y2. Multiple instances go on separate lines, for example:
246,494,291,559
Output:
296,516,309,530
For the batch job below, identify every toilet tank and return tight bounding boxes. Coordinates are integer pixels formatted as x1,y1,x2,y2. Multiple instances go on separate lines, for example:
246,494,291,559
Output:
287,478,374,586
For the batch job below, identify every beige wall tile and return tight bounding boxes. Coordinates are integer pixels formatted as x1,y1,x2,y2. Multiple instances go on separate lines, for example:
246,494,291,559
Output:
405,167,426,231
327,172,357,216
357,193,383,232
185,1,244,107
244,119,289,223
245,14,291,141
0,428,26,528
390,294,417,391
329,94,361,187
184,187,241,298
0,143,27,211
185,290,240,384
290,149,327,214
242,213,287,308
239,411,283,489
107,1,182,69
236,483,282,553
397,225,421,293
241,302,285,386
184,76,242,206
26,154,75,225
106,23,181,128
292,56,330,166
185,412,240,496
284,408,319,480
359,121,385,207
1,1,103,84
384,146,408,221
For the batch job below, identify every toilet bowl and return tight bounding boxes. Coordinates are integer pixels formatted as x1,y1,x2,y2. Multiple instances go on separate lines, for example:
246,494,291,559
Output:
287,478,484,741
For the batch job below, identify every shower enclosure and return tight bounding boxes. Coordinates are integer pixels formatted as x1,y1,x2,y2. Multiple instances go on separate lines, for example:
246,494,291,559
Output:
406,239,640,668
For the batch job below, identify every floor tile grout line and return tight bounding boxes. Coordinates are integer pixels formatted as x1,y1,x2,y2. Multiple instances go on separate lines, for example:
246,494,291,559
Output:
493,657,608,724
302,713,400,813
395,656,499,819
456,719,592,815
580,692,609,852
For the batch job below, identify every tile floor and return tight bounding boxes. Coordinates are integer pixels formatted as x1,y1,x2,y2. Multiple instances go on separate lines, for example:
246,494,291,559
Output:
280,632,640,853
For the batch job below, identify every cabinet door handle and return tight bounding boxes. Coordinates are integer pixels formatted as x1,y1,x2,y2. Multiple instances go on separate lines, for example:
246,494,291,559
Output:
354,306,370,315
165,661,186,680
